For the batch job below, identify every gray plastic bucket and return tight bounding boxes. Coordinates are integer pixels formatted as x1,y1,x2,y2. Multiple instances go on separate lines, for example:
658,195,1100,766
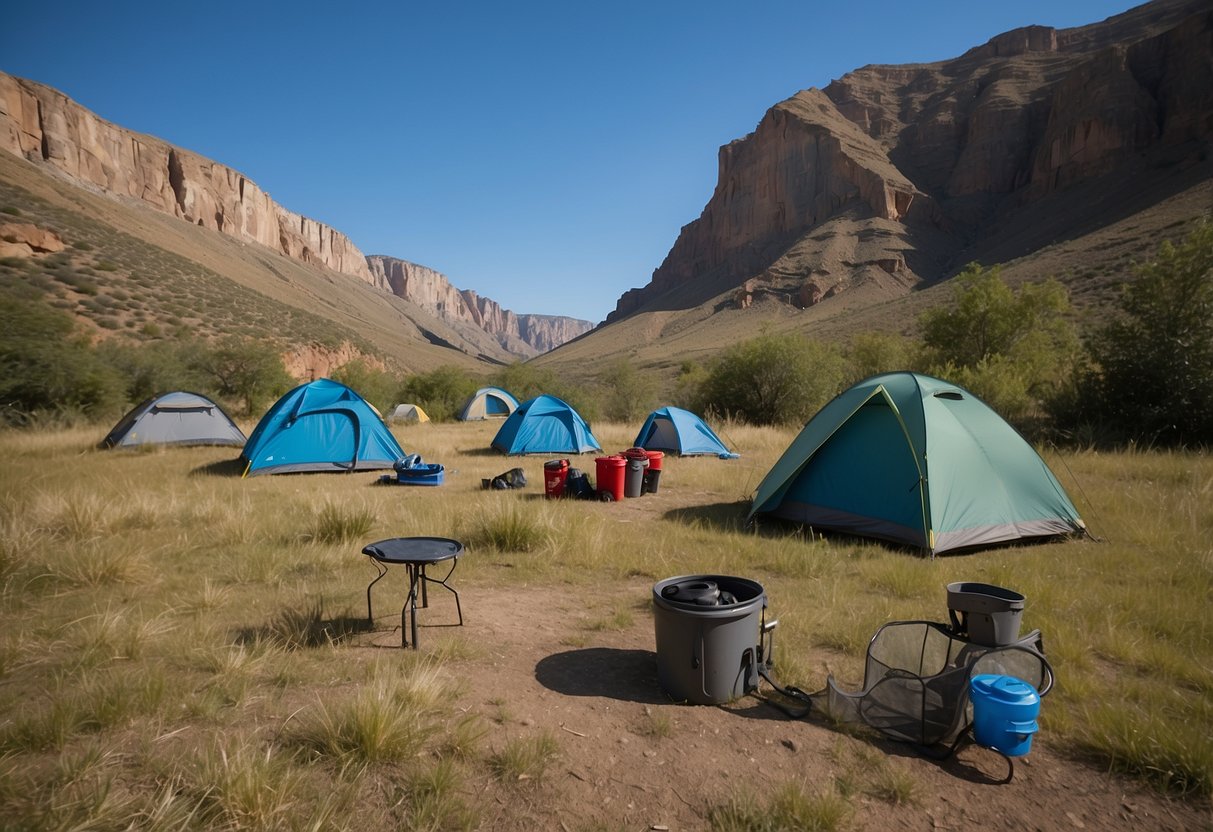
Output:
947,582,1024,647
652,575,766,705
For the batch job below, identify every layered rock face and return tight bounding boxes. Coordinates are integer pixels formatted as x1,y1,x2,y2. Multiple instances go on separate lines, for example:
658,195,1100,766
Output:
0,73,372,282
0,71,593,356
608,0,1213,323
366,256,593,356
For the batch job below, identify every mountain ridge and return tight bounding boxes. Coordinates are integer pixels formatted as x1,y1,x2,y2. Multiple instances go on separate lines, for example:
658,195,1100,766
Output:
0,71,590,358
602,0,1212,326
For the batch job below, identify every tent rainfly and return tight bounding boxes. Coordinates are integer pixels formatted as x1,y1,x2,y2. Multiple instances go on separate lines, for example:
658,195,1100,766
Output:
633,406,738,458
241,379,405,476
101,391,246,448
747,372,1085,555
491,394,601,455
458,387,520,421
388,403,430,424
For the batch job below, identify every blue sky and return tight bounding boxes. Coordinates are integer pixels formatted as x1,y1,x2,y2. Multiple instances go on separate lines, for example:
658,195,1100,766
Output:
3,1,1139,322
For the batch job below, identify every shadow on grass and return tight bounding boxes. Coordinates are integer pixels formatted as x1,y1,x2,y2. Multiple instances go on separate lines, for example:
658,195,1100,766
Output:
234,608,372,649
662,500,750,534
190,457,246,478
535,648,667,705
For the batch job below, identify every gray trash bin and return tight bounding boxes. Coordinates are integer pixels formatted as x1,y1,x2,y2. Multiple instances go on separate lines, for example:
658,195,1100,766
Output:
652,575,771,704
947,582,1025,646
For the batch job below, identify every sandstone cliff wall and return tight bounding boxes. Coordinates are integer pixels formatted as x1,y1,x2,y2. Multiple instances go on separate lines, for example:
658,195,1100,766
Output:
366,255,593,355
607,0,1212,323
0,72,372,282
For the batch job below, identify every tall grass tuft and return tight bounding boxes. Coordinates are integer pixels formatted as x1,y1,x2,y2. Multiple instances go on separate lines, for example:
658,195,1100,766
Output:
464,502,554,552
488,731,560,783
285,664,453,764
181,740,309,829
404,757,478,831
708,781,851,831
306,500,376,544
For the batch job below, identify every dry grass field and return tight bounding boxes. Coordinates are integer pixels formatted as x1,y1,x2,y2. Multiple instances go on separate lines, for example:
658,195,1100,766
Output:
0,419,1209,830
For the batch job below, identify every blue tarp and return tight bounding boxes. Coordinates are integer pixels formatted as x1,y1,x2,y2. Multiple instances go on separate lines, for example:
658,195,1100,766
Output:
491,394,601,455
633,406,737,458
241,379,404,476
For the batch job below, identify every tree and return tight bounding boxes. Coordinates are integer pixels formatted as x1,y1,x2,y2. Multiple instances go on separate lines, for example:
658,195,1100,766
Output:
332,359,399,414
0,297,125,423
194,337,293,416
598,357,657,422
919,264,1079,426
1085,223,1213,445
399,365,481,422
846,332,914,383
698,333,846,426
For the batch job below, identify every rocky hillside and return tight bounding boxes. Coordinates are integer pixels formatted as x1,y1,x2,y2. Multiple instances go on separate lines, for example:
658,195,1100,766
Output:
605,0,1213,324
366,256,593,358
0,71,589,357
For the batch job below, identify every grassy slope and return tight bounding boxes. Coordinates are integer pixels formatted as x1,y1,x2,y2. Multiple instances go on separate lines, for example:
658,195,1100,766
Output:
0,152,505,374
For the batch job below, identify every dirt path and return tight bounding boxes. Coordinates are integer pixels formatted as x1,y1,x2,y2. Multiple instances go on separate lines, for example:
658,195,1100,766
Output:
374,579,1211,831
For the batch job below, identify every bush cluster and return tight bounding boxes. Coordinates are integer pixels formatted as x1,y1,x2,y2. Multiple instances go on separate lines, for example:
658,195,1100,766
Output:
3,224,1208,446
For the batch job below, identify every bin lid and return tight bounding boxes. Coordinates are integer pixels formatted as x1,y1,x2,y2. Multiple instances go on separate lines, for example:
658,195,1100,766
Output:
970,674,1039,705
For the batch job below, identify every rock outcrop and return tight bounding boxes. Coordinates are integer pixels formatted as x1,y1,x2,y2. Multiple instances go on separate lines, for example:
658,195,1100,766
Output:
366,255,593,356
0,221,65,258
607,0,1213,323
0,73,372,282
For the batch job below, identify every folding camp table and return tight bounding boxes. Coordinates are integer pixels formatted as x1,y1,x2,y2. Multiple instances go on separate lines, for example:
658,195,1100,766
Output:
362,537,464,648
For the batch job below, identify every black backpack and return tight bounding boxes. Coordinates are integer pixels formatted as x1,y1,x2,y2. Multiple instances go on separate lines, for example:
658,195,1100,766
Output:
565,468,594,499
488,467,527,490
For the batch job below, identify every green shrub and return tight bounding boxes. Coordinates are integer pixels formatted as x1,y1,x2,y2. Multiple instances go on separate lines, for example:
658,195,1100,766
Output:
698,332,846,425
1075,223,1213,446
399,365,482,422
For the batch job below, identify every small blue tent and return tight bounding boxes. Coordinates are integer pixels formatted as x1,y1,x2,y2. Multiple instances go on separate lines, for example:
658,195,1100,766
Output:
491,395,601,455
241,379,405,476
458,387,520,421
633,406,737,458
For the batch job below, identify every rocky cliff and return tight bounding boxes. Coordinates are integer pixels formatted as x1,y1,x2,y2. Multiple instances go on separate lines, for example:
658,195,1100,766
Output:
0,71,592,357
607,0,1213,323
0,73,373,282
366,255,593,356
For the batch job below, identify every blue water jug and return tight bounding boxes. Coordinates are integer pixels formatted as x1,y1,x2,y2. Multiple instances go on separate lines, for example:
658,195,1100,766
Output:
970,674,1040,757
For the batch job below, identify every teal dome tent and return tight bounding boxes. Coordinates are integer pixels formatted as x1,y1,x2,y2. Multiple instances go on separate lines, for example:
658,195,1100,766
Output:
748,373,1085,555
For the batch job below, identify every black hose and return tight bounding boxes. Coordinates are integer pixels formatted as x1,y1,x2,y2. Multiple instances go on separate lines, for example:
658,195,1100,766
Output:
757,665,813,719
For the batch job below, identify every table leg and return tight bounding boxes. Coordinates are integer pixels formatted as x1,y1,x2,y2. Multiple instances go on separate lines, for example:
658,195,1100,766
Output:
402,564,421,649
366,559,388,624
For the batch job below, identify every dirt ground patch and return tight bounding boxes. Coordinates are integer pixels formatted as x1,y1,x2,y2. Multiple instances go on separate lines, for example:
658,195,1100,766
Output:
357,574,1211,831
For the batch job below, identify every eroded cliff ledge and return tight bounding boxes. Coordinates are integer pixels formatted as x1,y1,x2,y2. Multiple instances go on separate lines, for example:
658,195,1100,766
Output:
607,0,1212,323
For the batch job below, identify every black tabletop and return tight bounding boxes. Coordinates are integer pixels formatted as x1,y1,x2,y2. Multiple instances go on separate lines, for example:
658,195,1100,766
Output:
362,537,464,564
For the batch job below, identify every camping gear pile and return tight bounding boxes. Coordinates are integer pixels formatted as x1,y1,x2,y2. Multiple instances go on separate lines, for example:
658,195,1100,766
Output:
648,574,1054,780
542,448,665,501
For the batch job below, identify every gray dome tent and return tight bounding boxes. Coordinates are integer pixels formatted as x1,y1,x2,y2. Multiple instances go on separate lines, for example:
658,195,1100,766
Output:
101,391,246,449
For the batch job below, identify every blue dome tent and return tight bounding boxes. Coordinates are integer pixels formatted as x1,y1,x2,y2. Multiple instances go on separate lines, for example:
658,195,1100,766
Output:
490,395,601,455
241,379,405,476
633,406,737,458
